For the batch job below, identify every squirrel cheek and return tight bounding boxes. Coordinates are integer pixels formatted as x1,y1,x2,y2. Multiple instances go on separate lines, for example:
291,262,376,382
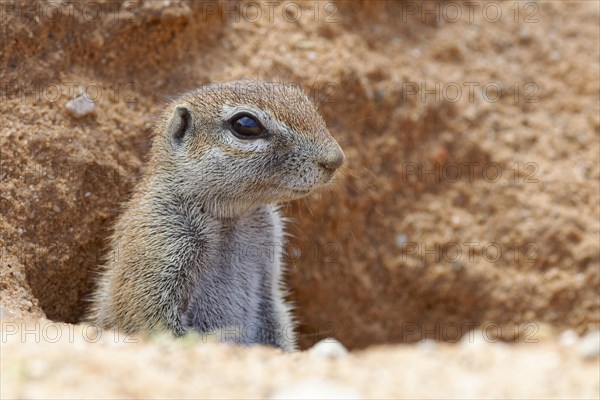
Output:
221,134,271,153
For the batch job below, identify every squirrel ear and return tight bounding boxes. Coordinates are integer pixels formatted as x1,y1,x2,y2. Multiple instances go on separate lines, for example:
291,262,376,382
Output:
168,105,194,145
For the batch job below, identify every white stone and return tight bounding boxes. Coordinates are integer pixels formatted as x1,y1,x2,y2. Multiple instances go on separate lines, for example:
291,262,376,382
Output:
395,233,408,246
558,329,578,347
308,338,348,358
577,329,600,360
66,94,95,118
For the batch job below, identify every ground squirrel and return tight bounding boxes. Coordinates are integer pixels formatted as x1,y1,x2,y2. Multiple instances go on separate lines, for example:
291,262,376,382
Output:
88,80,344,351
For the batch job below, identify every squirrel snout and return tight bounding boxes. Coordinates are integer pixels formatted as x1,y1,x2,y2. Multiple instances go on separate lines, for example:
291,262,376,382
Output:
317,146,344,172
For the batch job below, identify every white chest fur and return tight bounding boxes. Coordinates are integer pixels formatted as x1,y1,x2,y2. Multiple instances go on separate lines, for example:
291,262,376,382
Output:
185,205,290,345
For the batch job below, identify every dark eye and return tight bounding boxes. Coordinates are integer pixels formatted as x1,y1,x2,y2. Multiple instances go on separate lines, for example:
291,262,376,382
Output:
230,114,265,138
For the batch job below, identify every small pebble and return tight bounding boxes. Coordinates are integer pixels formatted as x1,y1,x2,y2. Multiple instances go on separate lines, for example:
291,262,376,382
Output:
374,88,385,103
519,28,532,43
577,329,600,360
308,338,348,358
395,233,408,246
66,94,95,118
558,329,578,347
0,306,15,320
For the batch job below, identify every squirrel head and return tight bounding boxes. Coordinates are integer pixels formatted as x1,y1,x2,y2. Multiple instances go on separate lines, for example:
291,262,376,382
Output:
151,80,344,218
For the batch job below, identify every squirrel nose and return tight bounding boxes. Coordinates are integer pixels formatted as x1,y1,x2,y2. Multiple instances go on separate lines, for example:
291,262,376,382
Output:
317,147,344,172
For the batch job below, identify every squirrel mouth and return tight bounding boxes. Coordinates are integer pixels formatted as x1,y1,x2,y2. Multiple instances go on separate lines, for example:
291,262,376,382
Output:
269,185,316,199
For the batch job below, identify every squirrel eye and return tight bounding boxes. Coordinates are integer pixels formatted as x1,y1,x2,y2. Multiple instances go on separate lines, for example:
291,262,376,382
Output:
231,115,264,138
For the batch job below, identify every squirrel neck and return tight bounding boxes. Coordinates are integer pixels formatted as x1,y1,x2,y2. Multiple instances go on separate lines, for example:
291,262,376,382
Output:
139,171,268,222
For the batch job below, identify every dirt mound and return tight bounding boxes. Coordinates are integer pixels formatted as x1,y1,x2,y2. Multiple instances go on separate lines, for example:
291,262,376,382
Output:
2,322,599,399
1,0,598,355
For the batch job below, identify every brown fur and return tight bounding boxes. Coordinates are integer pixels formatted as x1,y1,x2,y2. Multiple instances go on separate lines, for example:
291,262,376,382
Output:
87,80,344,350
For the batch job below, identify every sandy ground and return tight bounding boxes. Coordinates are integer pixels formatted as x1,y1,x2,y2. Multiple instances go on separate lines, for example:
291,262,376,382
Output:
1,321,599,399
1,0,599,397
